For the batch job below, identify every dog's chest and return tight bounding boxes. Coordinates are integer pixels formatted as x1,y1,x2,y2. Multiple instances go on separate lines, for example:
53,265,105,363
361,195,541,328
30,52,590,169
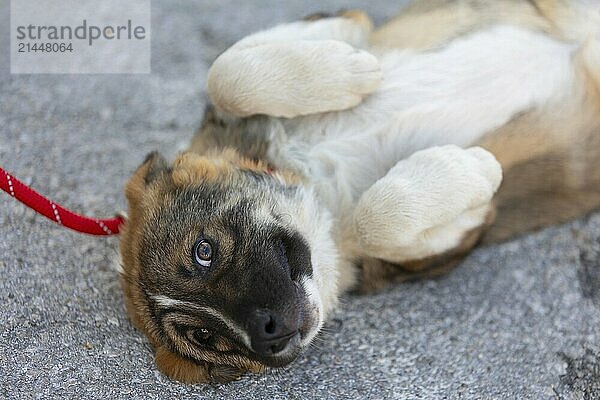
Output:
265,25,576,221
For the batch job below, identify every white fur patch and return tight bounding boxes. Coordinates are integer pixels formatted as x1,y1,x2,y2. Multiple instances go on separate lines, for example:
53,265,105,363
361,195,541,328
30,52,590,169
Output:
299,276,324,346
371,25,575,151
277,187,340,317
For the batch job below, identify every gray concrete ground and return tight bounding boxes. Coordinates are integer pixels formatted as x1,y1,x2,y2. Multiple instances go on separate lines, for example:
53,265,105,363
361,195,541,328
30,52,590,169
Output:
1,1,599,399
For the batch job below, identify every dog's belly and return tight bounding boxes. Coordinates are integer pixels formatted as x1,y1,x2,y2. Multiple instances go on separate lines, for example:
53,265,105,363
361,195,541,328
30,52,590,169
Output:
270,25,576,221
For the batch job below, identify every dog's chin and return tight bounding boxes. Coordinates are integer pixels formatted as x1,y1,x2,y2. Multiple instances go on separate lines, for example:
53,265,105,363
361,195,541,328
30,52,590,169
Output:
252,329,311,368
257,343,303,368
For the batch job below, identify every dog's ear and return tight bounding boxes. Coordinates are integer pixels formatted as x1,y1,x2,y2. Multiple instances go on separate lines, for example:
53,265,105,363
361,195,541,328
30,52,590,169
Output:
125,151,170,208
141,151,170,185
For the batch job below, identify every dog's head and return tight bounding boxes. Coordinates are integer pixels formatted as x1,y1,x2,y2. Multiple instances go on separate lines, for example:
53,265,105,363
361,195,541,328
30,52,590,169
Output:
120,150,337,383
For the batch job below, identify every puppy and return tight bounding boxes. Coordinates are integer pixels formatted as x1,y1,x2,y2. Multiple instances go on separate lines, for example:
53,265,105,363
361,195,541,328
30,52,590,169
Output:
120,0,600,383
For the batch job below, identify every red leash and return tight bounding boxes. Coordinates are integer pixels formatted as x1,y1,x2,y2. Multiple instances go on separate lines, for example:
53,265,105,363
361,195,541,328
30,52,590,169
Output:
0,167,124,236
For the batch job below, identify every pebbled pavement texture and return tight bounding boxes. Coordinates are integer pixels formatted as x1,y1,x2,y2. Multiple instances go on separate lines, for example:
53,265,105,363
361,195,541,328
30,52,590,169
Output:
1,1,598,399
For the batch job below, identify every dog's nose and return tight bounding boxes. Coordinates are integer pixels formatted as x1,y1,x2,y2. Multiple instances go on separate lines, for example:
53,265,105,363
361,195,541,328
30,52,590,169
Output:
248,309,300,356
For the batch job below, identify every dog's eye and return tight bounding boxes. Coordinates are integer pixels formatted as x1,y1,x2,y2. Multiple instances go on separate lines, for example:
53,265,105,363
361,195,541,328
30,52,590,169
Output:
193,328,212,344
193,239,213,267
185,327,213,347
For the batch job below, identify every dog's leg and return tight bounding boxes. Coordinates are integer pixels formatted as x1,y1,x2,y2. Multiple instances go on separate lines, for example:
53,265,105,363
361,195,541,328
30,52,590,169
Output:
207,13,381,118
352,145,502,265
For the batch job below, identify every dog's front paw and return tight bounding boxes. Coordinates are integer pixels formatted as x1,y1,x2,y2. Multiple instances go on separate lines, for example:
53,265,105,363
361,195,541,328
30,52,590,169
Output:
208,39,381,118
353,145,502,260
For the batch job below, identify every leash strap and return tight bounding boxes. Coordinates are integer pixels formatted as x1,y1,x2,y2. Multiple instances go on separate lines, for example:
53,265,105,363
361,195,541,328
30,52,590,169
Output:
0,166,124,236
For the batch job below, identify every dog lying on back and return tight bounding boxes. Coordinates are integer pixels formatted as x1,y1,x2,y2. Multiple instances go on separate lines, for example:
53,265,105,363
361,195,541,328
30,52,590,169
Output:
119,0,600,383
